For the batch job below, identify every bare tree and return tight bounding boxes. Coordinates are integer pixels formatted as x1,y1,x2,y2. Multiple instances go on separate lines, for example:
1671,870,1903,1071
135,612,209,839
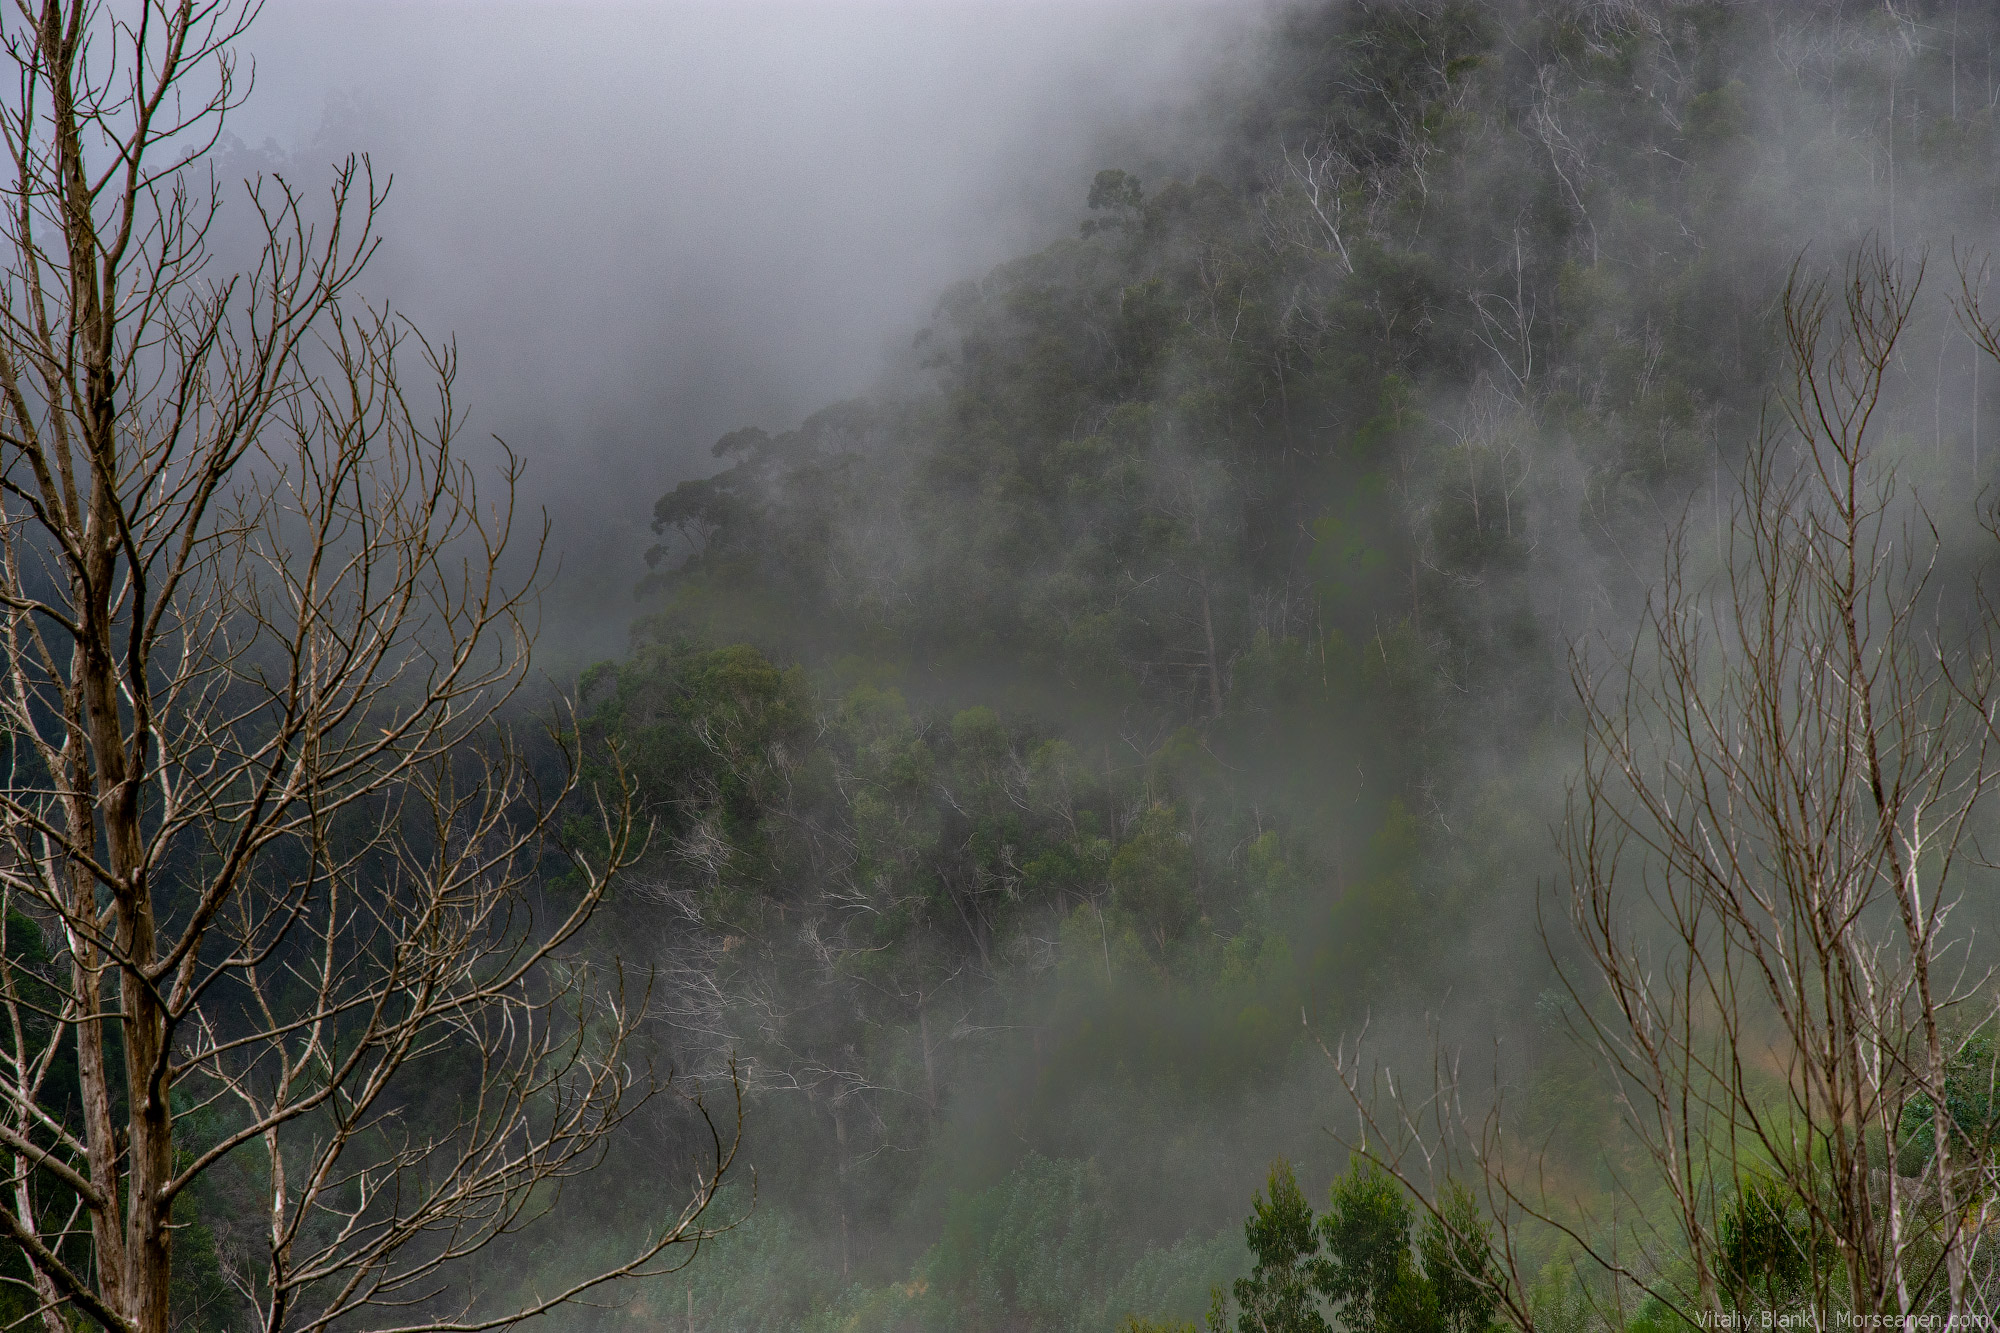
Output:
1329,245,2000,1328
1277,139,1360,276
0,5,736,1333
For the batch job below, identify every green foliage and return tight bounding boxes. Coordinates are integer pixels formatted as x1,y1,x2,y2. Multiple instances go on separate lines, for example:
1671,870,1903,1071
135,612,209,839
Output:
922,1154,1121,1332
975,1156,1112,1327
1109,805,1199,954
578,640,810,915
1716,1178,1811,1312
0,907,94,1327
1321,1160,1421,1332
1234,1160,1329,1333
1422,1183,1501,1333
648,1176,1243,1333
1316,799,1425,1020
620,1188,849,1333
1898,1031,2000,1167
1218,1161,1499,1333
1107,1232,1249,1333
165,1197,236,1333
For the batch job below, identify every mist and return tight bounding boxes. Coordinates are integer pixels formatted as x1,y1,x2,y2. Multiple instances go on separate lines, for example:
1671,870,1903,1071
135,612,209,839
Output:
13,3,2000,1333
228,0,1261,662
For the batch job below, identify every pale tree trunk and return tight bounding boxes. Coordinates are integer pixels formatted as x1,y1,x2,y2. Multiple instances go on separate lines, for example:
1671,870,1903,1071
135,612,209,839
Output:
0,5,740,1332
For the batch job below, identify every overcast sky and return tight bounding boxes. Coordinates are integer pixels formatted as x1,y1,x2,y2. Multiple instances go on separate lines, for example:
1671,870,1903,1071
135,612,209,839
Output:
230,1,1261,653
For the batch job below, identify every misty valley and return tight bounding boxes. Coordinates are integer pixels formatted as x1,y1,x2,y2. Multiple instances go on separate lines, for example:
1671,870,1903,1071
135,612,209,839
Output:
5,3,2000,1333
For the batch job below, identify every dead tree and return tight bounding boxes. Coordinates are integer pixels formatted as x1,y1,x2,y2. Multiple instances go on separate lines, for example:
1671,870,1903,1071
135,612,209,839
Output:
0,4,735,1333
1329,245,2000,1327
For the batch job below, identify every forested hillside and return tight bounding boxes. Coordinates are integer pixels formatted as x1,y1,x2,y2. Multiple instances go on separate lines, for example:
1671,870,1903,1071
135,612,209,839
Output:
7,2,1999,1332
562,2,2000,1330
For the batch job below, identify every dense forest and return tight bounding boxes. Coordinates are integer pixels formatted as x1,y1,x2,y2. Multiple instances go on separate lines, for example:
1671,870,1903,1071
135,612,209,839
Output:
7,2,2000,1333
551,1,2000,1328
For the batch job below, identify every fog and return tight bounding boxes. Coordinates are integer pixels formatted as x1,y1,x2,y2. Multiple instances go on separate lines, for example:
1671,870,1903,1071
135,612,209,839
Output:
233,0,1261,660
19,3,2000,1331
